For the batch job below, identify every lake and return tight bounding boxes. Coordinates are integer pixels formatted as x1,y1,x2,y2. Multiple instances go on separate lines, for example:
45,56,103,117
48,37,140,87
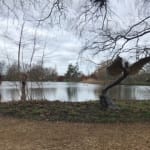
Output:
0,81,149,102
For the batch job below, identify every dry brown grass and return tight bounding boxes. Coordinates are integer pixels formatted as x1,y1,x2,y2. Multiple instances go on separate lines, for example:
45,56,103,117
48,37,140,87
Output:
0,117,149,150
81,78,102,84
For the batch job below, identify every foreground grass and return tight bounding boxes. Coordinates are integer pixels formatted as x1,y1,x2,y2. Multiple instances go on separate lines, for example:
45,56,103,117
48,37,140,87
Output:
0,117,149,150
0,101,150,149
0,100,149,123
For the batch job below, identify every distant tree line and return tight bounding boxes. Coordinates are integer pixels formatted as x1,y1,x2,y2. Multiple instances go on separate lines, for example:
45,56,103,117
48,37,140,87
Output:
0,61,57,81
0,61,85,82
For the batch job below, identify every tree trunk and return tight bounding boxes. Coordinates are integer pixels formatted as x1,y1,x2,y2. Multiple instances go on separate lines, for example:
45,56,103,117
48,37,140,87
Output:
21,81,26,101
100,69,128,109
20,73,27,101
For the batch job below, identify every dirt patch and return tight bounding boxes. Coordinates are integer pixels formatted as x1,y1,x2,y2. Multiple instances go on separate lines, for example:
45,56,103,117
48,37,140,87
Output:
0,117,149,150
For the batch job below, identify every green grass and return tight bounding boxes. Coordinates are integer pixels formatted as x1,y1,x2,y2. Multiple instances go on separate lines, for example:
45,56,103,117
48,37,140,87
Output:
0,100,149,123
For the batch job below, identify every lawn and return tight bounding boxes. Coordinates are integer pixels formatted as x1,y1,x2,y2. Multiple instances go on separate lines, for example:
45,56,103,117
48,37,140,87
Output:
0,100,149,150
0,100,149,123
0,117,149,150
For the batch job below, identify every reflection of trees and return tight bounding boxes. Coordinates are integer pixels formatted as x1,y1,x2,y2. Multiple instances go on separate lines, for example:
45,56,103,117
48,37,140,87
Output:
108,85,136,100
94,86,103,98
27,83,57,100
43,88,57,100
0,82,20,101
67,87,78,101
8,89,19,101
27,82,44,100
96,85,137,100
28,87,45,100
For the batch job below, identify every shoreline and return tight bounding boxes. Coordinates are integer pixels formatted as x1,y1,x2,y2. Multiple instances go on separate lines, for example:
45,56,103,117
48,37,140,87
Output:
0,100,149,123
81,79,150,86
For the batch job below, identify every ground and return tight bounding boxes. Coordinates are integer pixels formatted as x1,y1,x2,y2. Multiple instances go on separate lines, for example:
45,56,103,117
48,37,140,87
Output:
0,100,149,150
0,100,149,123
0,117,149,150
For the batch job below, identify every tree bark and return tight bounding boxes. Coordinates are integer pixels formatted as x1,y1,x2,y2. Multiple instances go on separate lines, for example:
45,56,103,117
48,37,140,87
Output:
102,69,128,95
100,69,128,109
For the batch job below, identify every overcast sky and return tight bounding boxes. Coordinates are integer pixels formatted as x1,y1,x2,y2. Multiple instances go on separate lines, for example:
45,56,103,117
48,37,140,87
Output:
0,0,149,75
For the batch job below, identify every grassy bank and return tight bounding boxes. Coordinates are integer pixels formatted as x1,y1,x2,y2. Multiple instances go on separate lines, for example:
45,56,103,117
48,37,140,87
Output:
0,100,149,123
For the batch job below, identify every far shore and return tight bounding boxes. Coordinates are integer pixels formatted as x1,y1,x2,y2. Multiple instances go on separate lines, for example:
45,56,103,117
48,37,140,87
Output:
81,78,150,86
1,79,150,86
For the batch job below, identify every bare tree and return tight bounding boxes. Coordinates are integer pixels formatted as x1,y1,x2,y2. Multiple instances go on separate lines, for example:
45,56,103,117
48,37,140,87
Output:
0,0,66,101
0,0,150,105
78,0,150,109
80,1,149,57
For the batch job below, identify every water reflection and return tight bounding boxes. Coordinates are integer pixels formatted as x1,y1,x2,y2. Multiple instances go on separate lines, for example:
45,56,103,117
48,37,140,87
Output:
8,89,19,101
67,87,78,101
108,86,134,100
0,81,149,102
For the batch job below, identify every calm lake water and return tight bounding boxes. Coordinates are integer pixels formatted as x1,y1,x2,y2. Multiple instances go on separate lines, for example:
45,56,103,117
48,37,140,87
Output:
0,81,149,102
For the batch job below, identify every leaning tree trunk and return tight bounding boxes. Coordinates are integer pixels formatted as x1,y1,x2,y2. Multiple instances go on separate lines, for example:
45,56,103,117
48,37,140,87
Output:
100,56,150,110
100,69,128,109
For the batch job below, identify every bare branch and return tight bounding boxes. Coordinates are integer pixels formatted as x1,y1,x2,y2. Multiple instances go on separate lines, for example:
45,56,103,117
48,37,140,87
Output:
18,21,25,71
